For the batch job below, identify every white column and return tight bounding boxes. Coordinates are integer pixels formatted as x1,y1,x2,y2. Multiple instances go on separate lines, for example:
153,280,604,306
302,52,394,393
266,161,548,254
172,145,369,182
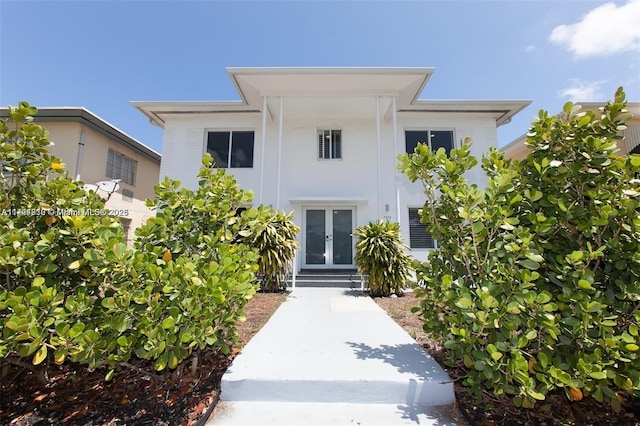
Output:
376,96,382,219
392,96,401,225
276,96,284,210
259,96,267,204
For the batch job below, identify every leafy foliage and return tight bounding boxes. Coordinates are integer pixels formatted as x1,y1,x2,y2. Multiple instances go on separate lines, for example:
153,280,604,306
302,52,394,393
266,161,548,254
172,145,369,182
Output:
0,104,270,381
239,208,300,292
353,220,412,297
0,102,125,368
399,88,640,410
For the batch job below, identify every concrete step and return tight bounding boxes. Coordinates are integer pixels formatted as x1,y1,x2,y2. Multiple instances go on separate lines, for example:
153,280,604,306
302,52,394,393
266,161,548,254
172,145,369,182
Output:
286,271,364,288
212,401,462,425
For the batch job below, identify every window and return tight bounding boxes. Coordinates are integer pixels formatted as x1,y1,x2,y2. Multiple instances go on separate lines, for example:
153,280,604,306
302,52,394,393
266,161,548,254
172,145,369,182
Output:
405,130,454,155
318,130,342,159
408,207,435,249
206,131,254,168
122,188,133,202
106,149,137,185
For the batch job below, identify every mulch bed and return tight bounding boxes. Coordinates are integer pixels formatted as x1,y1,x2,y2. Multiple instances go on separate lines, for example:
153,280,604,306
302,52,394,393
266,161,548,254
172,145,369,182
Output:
0,291,288,426
374,292,640,426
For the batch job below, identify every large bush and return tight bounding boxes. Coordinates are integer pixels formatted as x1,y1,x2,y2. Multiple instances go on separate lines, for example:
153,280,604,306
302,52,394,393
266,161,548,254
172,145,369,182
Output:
353,220,412,297
0,102,125,369
0,104,264,380
399,88,640,410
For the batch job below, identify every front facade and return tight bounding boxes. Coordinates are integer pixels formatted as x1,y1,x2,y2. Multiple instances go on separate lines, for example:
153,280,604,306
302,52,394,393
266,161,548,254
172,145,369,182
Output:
133,67,529,270
0,107,161,242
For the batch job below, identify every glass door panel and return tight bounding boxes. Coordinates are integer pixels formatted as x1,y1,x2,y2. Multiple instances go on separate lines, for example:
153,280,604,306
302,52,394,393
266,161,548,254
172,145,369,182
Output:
305,209,326,265
332,209,353,265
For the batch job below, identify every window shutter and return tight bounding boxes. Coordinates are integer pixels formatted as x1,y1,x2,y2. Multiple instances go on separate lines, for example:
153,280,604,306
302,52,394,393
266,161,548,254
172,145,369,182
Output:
318,131,325,159
408,208,435,249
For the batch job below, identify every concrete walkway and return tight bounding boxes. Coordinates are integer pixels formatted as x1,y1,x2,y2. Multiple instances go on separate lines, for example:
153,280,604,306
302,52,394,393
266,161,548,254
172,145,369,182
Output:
208,288,461,425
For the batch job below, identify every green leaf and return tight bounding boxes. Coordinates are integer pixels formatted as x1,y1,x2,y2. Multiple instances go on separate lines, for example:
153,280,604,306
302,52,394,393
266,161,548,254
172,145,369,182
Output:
32,345,48,365
162,317,176,329
518,259,540,270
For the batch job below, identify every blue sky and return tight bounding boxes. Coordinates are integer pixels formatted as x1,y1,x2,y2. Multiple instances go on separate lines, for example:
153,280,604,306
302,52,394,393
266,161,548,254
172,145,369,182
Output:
1,0,638,154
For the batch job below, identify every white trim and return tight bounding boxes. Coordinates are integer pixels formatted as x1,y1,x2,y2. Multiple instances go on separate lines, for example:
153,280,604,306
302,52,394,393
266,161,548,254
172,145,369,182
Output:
375,96,382,219
276,96,284,209
392,96,400,225
289,197,368,205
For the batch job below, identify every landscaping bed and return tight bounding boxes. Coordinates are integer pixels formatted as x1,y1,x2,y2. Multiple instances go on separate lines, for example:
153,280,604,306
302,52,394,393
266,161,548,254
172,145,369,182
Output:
373,292,640,426
0,291,288,426
3,290,639,425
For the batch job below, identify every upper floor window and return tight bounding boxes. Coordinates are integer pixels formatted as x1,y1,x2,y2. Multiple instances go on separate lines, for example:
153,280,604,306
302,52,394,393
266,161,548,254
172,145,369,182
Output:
207,131,255,168
106,149,136,185
405,130,454,155
318,129,342,160
408,207,435,249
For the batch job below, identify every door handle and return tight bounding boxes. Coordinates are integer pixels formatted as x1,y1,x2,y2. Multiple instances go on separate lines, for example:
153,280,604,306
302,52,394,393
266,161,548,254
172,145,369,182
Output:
326,235,332,241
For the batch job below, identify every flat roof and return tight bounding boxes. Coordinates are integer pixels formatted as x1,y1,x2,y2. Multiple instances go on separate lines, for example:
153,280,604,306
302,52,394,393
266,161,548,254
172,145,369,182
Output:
132,66,530,128
0,107,161,164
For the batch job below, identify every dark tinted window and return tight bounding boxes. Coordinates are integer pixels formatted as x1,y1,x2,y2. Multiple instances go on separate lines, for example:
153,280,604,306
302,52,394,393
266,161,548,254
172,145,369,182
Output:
409,207,435,249
207,131,254,168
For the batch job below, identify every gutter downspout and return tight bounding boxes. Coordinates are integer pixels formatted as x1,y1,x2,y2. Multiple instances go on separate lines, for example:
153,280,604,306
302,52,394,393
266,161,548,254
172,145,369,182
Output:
75,129,86,181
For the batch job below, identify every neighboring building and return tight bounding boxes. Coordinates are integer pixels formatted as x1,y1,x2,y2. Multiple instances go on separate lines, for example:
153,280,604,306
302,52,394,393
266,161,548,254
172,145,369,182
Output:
133,67,529,269
0,107,161,242
501,102,640,160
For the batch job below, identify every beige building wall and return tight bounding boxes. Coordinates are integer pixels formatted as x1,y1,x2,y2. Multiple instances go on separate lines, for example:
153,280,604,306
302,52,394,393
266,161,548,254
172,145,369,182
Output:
1,109,161,243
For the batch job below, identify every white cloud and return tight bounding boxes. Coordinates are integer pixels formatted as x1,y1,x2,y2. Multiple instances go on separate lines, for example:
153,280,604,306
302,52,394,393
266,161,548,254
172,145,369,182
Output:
549,0,640,58
558,79,608,101
525,45,536,53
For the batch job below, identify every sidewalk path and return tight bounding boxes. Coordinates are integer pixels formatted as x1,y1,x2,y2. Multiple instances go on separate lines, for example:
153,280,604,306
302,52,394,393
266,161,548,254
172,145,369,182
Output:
208,287,461,425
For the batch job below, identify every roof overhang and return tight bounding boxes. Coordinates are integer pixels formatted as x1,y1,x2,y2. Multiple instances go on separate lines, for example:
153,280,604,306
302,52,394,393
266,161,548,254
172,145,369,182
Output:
228,67,434,107
132,67,530,129
0,107,161,164
402,99,531,127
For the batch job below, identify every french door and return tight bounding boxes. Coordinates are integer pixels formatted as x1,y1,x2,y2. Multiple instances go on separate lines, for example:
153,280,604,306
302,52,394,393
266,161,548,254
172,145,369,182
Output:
304,207,354,268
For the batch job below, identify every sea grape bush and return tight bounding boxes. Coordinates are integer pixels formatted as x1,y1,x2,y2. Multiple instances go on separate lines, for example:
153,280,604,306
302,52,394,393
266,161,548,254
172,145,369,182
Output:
399,88,640,410
0,103,267,380
0,102,125,369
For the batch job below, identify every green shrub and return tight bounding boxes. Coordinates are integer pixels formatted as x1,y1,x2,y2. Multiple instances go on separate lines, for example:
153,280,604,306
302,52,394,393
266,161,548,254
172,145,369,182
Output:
399,88,640,411
0,102,125,368
0,104,264,380
239,208,300,292
353,220,412,297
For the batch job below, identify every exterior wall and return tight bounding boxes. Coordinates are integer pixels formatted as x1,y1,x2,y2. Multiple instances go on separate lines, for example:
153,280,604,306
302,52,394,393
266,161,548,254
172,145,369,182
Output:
36,121,160,241
159,99,500,268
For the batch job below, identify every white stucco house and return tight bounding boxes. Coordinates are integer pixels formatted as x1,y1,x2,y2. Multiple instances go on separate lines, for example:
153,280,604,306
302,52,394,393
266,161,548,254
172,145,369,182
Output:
132,67,529,272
